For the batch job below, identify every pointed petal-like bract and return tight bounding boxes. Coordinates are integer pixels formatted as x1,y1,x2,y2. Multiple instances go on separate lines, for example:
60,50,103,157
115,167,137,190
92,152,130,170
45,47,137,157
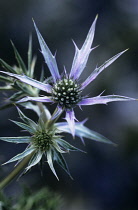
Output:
0,71,52,93
26,151,42,171
78,95,135,106
28,35,33,75
56,121,115,145
50,106,63,120
75,122,115,145
2,147,34,165
0,136,31,144
11,41,27,74
52,141,66,154
56,138,85,152
81,49,128,89
70,15,98,80
24,102,42,116
17,96,53,104
11,120,35,134
17,107,37,129
47,149,59,180
53,149,72,178
65,110,76,137
22,102,52,120
33,21,60,83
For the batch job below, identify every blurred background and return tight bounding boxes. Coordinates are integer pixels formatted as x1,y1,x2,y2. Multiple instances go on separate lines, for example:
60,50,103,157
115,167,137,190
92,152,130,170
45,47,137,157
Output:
0,0,138,209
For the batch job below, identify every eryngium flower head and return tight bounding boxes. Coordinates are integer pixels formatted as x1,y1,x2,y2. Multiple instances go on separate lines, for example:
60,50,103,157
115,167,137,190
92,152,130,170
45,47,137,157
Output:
0,105,115,179
0,37,41,109
0,16,135,135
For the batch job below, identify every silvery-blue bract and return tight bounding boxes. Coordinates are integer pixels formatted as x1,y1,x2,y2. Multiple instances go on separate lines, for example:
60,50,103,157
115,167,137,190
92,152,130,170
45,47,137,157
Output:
0,105,114,179
0,16,135,136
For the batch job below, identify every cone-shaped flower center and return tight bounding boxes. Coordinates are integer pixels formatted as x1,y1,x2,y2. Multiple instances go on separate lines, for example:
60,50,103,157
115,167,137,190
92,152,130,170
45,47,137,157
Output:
32,131,53,152
52,78,82,109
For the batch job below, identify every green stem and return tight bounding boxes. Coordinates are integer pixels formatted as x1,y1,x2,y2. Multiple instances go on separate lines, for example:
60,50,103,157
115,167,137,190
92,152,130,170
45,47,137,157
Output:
37,102,49,122
0,152,34,190
47,107,64,129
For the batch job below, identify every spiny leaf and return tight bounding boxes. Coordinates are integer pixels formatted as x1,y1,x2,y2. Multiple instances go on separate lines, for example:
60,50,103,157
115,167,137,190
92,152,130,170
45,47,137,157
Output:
0,59,16,73
29,56,37,78
2,147,34,165
11,41,27,74
10,120,35,134
47,149,59,180
28,35,32,73
75,123,116,145
53,149,73,179
26,151,42,171
0,75,12,83
9,91,24,101
33,20,60,83
56,138,86,153
0,136,31,143
17,107,37,129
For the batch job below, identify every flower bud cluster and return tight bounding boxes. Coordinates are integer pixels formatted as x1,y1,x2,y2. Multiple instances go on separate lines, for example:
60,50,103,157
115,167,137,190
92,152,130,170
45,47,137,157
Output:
52,78,82,109
32,130,53,152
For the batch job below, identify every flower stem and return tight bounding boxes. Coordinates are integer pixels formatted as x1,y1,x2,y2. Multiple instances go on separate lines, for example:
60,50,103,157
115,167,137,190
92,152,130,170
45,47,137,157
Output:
0,152,34,190
37,102,49,122
47,107,64,128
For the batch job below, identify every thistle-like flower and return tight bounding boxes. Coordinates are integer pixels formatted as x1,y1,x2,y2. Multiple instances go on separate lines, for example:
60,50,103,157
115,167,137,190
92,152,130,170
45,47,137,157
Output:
0,105,114,179
0,16,135,135
0,37,41,109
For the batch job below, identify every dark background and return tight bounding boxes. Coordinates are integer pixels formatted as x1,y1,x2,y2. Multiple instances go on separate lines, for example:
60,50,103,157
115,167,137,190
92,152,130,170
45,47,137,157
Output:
0,0,138,209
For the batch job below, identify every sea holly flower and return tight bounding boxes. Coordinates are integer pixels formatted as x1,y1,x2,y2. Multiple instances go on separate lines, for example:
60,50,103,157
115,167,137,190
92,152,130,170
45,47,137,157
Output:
0,106,115,179
0,16,135,135
0,37,42,109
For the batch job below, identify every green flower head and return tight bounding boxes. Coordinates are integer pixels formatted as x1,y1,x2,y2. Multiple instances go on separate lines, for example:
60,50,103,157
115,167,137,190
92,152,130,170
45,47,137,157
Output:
0,104,114,180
